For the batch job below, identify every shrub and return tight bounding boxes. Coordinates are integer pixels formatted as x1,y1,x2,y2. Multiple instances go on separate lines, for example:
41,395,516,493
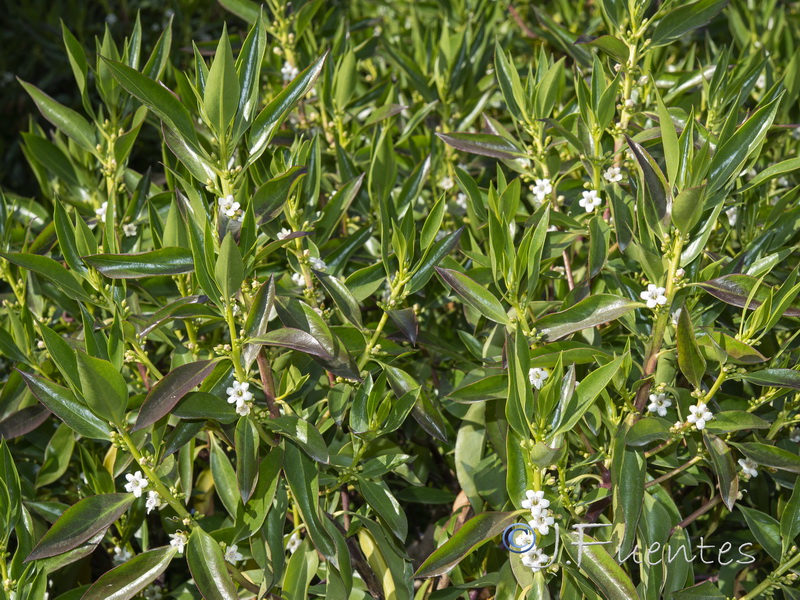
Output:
1,1,800,599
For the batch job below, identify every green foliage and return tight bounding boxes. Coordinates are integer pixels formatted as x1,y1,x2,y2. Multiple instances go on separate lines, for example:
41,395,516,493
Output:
1,1,800,599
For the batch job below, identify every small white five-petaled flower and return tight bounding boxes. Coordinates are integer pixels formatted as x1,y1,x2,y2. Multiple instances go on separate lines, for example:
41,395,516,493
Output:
281,61,298,82
224,544,244,564
530,178,552,203
528,367,550,390
122,223,137,237
687,403,714,430
124,471,148,498
96,202,108,224
291,272,305,287
286,532,302,554
528,512,555,536
438,176,454,190
146,490,160,514
169,531,188,554
578,189,602,213
277,228,292,240
520,490,550,515
309,256,327,271
218,195,240,218
604,166,622,183
647,393,672,417
227,380,253,416
113,546,133,564
738,458,758,478
641,284,667,309
521,546,550,573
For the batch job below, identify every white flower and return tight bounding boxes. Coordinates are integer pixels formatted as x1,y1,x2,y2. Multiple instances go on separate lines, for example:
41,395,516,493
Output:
124,471,148,498
603,166,622,183
277,228,292,240
310,256,327,271
286,532,301,554
513,530,535,551
521,546,550,572
226,381,253,405
146,490,161,514
224,543,244,564
687,403,714,430
528,368,550,390
438,176,454,190
791,428,800,443
738,458,758,478
281,61,299,82
578,189,602,213
640,284,667,309
454,193,468,212
122,223,137,237
530,178,552,203
143,584,164,600
169,531,188,554
647,393,672,417
726,206,738,226
218,195,240,218
95,202,108,224
113,546,133,564
291,272,305,287
528,512,555,536
520,490,550,514
235,399,252,416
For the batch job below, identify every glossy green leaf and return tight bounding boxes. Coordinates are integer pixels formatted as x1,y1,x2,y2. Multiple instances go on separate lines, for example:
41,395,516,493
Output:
536,295,643,341
83,248,194,278
81,546,177,600
435,267,510,325
187,527,238,600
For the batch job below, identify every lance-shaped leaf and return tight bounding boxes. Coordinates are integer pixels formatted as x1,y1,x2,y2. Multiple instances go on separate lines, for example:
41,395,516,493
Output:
162,123,216,182
732,442,800,473
235,416,259,502
626,135,669,223
703,433,738,510
704,411,769,434
248,53,327,164
740,368,800,390
696,329,768,364
252,166,307,224
133,360,218,431
203,25,239,136
448,374,507,403
561,531,641,600
697,274,800,316
187,528,238,600
215,233,245,301
415,512,519,577
315,173,365,243
18,79,97,152
82,248,194,279
651,0,729,47
356,477,408,541
26,494,134,561
242,276,275,368
435,267,510,325
81,546,177,600
436,132,526,160
387,307,418,344
140,295,213,337
0,405,50,439
174,392,238,423
676,306,706,389
383,363,448,442
102,58,199,147
262,415,329,464
408,227,463,294
574,34,629,63
0,252,94,304
313,269,362,329
707,95,781,194
738,506,782,561
17,370,109,440
536,295,643,341
252,327,360,381
77,352,128,425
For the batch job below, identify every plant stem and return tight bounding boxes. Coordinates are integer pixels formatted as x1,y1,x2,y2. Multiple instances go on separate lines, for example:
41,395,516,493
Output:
645,455,702,488
117,428,193,523
739,549,800,600
670,494,721,535
634,235,684,413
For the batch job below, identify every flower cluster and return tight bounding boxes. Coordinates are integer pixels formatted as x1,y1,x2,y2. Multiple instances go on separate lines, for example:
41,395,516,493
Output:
218,195,242,220
226,380,253,416
530,178,552,204
521,490,555,535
